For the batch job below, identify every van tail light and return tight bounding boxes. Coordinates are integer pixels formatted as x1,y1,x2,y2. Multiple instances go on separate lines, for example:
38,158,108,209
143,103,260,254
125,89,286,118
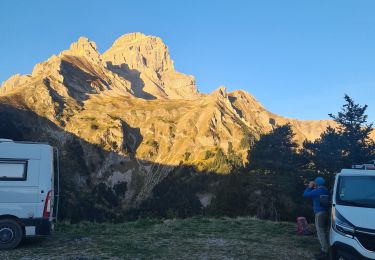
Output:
43,190,52,219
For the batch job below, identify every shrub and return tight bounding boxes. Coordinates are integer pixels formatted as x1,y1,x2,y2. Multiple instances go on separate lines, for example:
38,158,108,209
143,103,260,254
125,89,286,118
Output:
91,123,99,130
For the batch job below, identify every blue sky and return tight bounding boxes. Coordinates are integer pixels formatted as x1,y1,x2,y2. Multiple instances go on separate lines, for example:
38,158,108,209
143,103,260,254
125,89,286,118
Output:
1,0,374,122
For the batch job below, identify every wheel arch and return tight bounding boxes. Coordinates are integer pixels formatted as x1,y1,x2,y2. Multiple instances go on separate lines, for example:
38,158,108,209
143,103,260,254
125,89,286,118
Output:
0,214,26,236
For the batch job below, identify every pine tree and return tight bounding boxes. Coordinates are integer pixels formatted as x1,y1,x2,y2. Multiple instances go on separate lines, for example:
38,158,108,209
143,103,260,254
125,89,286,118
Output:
329,95,374,165
248,124,299,172
303,95,374,173
303,126,347,173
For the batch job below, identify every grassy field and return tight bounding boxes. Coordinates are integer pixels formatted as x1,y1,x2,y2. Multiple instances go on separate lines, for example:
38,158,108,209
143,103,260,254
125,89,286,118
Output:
0,217,320,260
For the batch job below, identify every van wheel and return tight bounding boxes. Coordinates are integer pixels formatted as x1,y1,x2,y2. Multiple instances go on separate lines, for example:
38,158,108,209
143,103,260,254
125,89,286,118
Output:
0,219,23,250
331,248,357,260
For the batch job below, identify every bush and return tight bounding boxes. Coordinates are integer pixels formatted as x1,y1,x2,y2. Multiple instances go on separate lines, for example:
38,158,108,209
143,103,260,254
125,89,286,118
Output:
61,182,126,223
204,171,314,222
138,171,203,218
91,123,99,130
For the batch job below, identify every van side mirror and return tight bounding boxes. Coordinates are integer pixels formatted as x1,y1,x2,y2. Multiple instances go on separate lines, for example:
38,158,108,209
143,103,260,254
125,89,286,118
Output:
320,195,331,208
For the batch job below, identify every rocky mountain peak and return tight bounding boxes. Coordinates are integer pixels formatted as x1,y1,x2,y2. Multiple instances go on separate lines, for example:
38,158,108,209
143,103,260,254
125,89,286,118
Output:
212,86,228,98
0,74,31,94
102,32,174,73
112,32,149,45
0,33,199,100
61,37,101,62
101,33,198,99
31,37,101,78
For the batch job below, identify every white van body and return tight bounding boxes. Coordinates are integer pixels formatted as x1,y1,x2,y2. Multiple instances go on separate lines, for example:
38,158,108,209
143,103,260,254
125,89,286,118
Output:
0,139,56,249
330,166,375,259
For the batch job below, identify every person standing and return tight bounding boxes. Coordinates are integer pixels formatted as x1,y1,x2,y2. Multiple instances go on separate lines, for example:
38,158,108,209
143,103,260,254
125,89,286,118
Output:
303,177,329,259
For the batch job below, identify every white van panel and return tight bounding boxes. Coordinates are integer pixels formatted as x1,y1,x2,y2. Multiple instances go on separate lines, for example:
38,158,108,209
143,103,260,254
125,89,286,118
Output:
0,187,39,203
0,203,36,218
0,143,41,159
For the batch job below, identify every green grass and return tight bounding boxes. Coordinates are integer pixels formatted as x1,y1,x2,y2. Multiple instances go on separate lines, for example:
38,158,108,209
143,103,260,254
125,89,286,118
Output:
0,217,320,259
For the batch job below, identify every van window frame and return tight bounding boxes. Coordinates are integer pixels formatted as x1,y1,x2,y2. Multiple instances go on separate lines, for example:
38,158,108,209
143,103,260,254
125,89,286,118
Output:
0,159,28,181
336,175,375,208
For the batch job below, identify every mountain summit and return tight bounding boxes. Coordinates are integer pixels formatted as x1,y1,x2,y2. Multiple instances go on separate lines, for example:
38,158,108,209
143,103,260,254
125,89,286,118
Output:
1,32,199,100
102,32,199,99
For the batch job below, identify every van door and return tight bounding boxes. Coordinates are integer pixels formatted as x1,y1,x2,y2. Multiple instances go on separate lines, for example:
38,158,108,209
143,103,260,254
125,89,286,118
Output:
36,145,54,220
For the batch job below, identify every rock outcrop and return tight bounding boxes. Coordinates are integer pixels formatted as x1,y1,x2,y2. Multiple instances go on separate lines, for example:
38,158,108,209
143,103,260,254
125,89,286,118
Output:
102,32,199,99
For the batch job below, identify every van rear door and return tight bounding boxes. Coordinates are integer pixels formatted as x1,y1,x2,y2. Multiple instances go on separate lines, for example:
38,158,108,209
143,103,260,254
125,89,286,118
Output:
36,145,54,221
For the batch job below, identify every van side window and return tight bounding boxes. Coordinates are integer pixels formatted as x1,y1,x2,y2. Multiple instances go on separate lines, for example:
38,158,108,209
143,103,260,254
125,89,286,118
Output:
0,160,28,181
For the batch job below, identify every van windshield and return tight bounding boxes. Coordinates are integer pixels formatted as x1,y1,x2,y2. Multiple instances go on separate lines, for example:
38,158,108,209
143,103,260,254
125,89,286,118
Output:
337,176,375,208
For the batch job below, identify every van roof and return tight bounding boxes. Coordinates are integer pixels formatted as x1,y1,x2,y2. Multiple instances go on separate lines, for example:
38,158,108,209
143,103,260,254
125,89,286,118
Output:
0,139,50,145
0,139,13,142
339,168,375,176
0,141,53,160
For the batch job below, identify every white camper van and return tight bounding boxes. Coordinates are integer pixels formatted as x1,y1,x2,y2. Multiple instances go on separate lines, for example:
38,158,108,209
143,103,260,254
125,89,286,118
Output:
329,162,375,259
0,139,58,249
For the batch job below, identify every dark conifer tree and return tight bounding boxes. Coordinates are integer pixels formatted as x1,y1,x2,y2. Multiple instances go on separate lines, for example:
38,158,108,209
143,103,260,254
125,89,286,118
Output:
303,127,346,174
329,94,374,165
248,124,299,172
304,95,374,174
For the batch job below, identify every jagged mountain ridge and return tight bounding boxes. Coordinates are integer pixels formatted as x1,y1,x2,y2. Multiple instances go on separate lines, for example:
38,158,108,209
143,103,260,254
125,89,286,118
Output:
0,32,334,140
0,32,339,205
0,32,336,166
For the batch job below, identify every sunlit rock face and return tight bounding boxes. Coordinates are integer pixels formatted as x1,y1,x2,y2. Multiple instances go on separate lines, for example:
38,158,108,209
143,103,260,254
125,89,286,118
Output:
0,32,339,205
102,32,199,99
1,74,32,94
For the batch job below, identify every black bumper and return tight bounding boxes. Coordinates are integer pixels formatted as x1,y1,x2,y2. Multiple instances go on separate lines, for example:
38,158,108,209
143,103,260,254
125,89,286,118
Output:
21,218,52,235
332,242,373,260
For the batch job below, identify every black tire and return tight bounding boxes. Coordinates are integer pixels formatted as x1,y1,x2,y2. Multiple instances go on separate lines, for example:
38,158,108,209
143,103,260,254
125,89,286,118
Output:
331,248,359,260
0,219,23,250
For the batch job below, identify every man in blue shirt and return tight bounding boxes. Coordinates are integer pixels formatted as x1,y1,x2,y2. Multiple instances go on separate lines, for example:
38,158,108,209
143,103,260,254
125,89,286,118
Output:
303,176,329,259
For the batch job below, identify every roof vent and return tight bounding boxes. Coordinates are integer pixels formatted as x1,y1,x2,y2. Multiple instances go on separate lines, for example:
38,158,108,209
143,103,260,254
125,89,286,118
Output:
0,139,13,143
352,160,375,170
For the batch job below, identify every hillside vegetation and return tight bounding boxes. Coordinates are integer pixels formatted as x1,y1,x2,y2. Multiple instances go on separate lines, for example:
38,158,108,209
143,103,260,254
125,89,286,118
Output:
0,217,319,260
